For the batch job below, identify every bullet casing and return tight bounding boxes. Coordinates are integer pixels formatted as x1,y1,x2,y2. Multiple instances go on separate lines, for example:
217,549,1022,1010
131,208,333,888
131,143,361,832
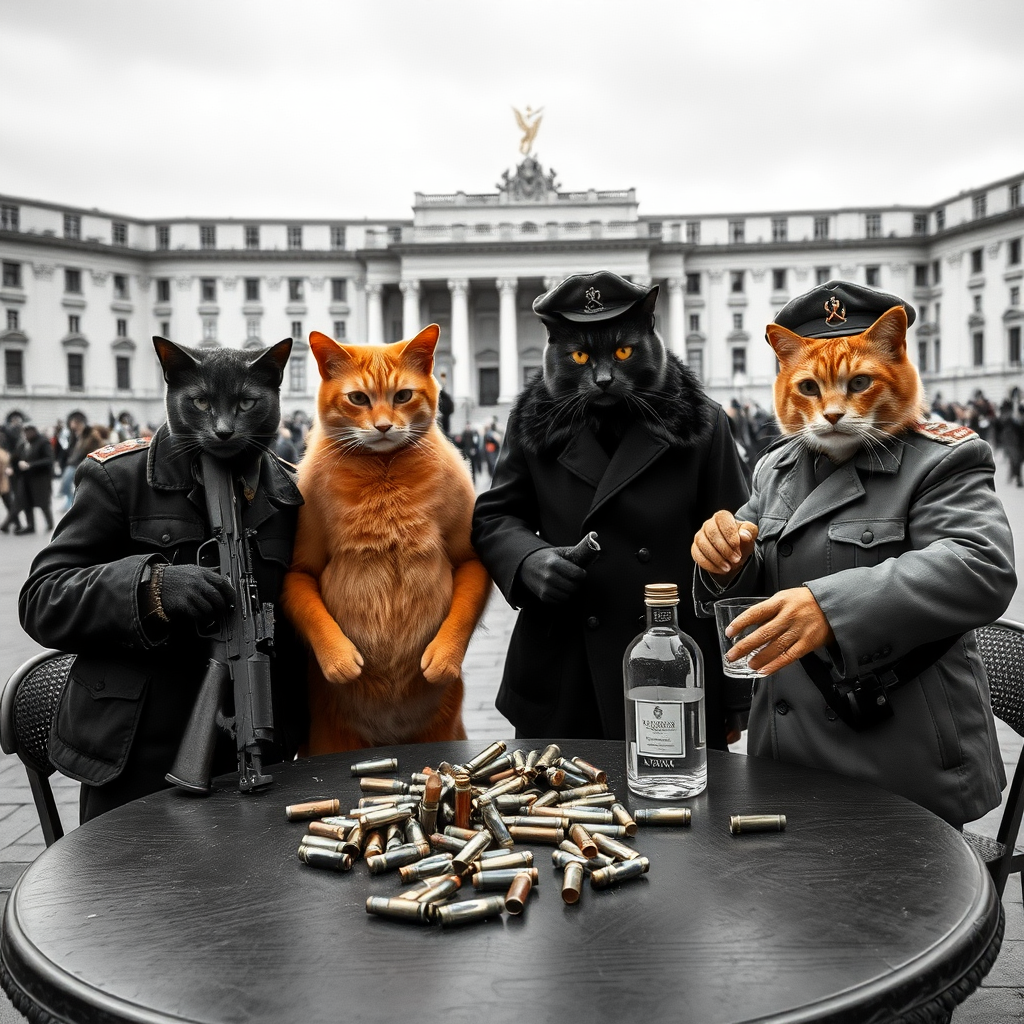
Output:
307,821,349,841
478,850,534,870
342,824,363,859
452,829,493,873
430,833,466,853
463,740,508,775
504,871,534,914
569,823,598,858
414,875,462,904
366,842,430,875
362,830,384,858
472,751,515,779
583,824,630,838
360,777,411,794
533,743,561,771
634,807,692,826
404,819,428,848
471,867,540,891
298,847,353,872
507,826,565,845
729,814,787,834
557,784,609,802
480,800,515,849
530,791,561,809
359,805,414,829
561,861,584,904
397,853,455,882
453,770,473,830
386,823,405,851
434,896,506,928
590,857,650,889
365,896,434,925
444,825,481,841
298,835,346,852
285,798,340,822
610,803,639,836
529,806,613,825
320,816,360,830
569,756,608,784
593,833,640,861
350,757,399,776
501,815,563,829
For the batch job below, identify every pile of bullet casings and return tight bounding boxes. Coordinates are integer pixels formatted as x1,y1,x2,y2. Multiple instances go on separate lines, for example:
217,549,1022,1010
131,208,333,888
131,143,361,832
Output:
284,740,707,928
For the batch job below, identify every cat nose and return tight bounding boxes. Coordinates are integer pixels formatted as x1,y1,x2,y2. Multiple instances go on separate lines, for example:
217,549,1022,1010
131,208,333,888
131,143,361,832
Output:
824,412,844,425
596,377,612,391
375,423,392,434
214,429,234,440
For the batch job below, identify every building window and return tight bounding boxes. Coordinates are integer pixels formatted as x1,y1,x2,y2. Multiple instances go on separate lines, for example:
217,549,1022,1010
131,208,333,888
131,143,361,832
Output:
67,352,84,390
935,209,945,231
688,313,700,333
113,274,129,299
1011,183,1021,210
918,340,928,372
685,221,700,244
156,278,170,302
1009,238,1021,266
813,216,829,240
1009,326,1022,367
64,268,81,293
730,271,744,293
116,318,128,338
330,225,346,249
64,214,81,240
290,320,303,340
6,309,18,330
913,213,927,235
972,331,984,366
2,261,21,288
157,225,170,250
116,355,131,390
970,248,983,275
245,278,260,301
1011,286,1020,307
920,304,928,323
732,312,743,330
202,318,217,342
287,226,303,250
5,349,24,388
246,318,260,339
245,226,260,250
333,320,346,339
160,321,170,337
815,266,831,286
200,225,216,249
913,264,928,288
648,221,662,238
932,260,941,285
686,346,703,380
289,353,307,393
0,204,18,231
112,221,127,245
972,194,987,219
68,314,80,333
934,301,941,323
729,220,745,244
731,347,747,376
973,294,983,313
685,272,701,295
772,268,787,292
331,278,347,302
771,218,788,243
933,338,941,371
865,266,880,287
865,213,881,238
288,278,304,302
478,367,500,406
200,278,216,302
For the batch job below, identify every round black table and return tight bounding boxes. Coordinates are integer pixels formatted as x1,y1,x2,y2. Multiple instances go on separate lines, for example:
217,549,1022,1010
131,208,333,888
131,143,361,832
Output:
0,741,1003,1024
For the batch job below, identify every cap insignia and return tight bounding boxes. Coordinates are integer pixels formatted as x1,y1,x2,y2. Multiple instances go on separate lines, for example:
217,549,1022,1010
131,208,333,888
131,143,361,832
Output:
824,296,846,325
584,287,604,314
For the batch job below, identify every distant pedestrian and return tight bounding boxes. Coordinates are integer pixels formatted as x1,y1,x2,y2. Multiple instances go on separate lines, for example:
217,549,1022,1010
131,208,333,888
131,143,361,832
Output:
437,372,455,436
482,417,502,477
10,421,54,534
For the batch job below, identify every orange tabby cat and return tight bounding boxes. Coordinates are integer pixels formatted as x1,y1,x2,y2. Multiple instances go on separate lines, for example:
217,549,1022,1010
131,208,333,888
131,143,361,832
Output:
766,305,924,459
280,325,491,754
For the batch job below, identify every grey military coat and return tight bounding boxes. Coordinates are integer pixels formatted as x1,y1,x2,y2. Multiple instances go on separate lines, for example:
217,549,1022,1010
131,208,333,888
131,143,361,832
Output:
694,424,1015,826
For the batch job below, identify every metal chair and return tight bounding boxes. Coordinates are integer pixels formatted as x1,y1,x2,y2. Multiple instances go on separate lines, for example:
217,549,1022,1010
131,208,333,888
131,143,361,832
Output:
0,649,75,847
963,618,1024,898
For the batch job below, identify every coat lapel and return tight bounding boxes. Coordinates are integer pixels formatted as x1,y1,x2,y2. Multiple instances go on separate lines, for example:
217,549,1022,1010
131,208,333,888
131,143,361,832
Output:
557,427,610,490
586,420,670,522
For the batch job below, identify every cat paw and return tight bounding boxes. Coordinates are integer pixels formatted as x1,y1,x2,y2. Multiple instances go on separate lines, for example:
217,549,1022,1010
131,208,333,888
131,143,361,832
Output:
316,639,364,685
420,640,464,685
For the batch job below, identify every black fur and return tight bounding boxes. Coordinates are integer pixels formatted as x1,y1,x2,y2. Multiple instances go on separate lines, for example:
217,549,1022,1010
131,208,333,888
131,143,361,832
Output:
514,295,714,456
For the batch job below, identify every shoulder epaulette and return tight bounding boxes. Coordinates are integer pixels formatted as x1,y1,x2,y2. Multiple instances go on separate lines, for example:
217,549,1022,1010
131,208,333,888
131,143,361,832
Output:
87,436,152,463
911,421,977,446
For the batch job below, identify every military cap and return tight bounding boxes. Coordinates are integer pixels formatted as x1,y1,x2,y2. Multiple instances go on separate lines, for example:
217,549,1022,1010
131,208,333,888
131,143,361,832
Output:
772,279,916,339
533,271,652,323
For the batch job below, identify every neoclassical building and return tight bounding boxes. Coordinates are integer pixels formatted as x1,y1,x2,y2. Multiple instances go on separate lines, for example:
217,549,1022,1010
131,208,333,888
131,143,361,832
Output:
1,156,1022,428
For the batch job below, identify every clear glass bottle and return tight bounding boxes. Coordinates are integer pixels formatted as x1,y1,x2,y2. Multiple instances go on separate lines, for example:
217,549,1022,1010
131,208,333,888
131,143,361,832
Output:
623,582,707,799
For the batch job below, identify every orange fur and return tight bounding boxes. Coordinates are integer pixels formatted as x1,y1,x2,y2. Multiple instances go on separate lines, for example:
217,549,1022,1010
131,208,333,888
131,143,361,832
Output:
280,325,491,754
766,306,924,462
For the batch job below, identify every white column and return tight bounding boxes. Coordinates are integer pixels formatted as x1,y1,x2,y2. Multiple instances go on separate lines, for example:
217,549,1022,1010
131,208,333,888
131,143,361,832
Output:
399,279,421,338
366,283,384,345
667,278,685,357
448,278,471,406
497,277,519,403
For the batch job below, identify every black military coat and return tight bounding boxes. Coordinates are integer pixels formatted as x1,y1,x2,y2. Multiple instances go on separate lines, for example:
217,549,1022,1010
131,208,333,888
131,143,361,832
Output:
16,433,54,508
19,426,306,791
472,375,750,748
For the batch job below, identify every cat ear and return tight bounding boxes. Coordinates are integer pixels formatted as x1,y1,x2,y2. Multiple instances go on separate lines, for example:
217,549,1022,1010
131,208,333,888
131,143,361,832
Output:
639,285,660,327
401,324,439,373
249,338,292,385
152,337,198,380
863,306,908,357
309,330,354,380
765,323,808,365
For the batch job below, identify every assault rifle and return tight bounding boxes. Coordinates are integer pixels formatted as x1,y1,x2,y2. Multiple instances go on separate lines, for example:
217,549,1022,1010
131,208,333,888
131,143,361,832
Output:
166,452,276,795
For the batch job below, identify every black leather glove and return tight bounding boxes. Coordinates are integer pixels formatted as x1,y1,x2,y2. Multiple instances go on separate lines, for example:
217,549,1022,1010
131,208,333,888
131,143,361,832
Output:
518,547,587,605
158,563,235,621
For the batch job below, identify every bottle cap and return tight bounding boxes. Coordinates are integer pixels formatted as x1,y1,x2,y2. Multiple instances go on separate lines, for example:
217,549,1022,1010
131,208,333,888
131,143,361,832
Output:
643,583,679,606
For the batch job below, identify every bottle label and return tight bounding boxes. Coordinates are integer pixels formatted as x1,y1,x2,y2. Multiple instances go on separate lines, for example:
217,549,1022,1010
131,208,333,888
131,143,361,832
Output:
634,699,685,760
650,607,675,624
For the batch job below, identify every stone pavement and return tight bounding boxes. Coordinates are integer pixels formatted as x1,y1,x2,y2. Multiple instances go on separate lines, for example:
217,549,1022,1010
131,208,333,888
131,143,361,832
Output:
1,462,1023,1022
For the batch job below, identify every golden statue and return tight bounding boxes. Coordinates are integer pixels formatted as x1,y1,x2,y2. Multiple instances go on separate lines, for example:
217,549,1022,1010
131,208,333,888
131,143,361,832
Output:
513,106,543,155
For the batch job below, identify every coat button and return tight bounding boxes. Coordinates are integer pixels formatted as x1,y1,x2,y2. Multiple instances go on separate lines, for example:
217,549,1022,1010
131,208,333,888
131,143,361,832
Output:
587,616,600,630
636,547,651,563
779,542,793,557
775,700,789,715
858,654,871,666
93,681,105,692
161,533,171,543
881,645,891,656
861,530,874,544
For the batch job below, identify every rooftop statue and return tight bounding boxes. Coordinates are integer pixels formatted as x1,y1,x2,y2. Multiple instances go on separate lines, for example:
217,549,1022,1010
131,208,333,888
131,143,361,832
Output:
513,105,543,155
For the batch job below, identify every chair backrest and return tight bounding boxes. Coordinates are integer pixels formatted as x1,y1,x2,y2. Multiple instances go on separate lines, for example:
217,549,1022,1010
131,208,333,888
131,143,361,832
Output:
974,619,1024,737
1,649,75,775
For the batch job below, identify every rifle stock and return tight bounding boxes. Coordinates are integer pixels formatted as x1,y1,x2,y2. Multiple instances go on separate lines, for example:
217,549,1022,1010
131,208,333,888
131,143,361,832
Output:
165,657,231,794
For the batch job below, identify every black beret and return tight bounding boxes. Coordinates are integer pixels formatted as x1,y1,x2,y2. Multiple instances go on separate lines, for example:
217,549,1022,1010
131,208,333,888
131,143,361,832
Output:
533,271,653,323
772,280,916,339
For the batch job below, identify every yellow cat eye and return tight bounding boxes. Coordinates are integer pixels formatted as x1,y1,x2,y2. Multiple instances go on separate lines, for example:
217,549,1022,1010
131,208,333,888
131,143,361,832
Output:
614,346,634,361
571,351,589,365
797,380,821,397
192,397,210,411
393,389,413,404
237,398,256,411
348,391,370,406
848,375,873,393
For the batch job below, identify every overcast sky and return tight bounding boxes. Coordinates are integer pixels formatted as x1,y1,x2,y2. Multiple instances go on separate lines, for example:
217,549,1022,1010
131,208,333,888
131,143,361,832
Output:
2,0,1022,222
